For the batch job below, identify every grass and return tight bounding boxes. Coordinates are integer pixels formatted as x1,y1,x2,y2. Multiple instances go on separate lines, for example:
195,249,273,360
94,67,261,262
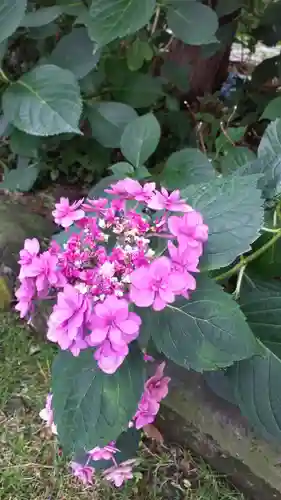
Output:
0,314,245,500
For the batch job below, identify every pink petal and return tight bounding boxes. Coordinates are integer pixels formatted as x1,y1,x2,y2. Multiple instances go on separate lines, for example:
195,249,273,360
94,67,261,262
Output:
150,256,171,279
130,286,154,307
153,295,166,311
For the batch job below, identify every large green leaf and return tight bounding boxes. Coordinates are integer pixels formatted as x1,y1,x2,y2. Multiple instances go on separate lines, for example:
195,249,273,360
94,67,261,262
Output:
52,347,146,452
87,102,138,148
3,65,82,136
167,2,218,46
113,73,163,108
120,113,161,167
221,147,256,175
49,28,100,80
10,129,40,158
183,175,263,270
162,148,216,190
261,96,281,121
0,0,27,44
21,6,62,27
87,0,156,46
240,280,281,349
139,275,258,372
227,346,281,442
257,119,281,199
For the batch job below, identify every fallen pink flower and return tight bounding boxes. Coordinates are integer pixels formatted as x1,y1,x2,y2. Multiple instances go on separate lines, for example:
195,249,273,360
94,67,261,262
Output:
70,461,94,485
103,459,136,487
88,442,119,461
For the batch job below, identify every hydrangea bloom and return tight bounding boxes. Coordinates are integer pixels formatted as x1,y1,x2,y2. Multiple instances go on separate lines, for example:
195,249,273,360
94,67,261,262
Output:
16,178,208,374
103,459,136,487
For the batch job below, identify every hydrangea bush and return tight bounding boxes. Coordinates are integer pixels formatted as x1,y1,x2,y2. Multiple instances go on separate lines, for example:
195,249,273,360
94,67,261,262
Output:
16,178,207,485
4,0,281,490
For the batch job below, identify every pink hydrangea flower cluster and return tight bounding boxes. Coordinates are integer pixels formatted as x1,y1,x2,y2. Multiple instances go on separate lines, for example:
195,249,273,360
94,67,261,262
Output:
16,179,208,375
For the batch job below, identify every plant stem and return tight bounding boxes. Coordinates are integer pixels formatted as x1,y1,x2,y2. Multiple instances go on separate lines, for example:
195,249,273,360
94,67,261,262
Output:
0,68,10,84
151,6,161,35
215,229,281,282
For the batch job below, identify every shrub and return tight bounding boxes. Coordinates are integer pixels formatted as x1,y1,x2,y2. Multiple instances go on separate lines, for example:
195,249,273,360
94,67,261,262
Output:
4,0,281,488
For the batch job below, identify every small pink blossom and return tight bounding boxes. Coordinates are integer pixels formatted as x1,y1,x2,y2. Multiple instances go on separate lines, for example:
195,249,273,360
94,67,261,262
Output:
130,256,190,311
94,339,128,374
103,459,136,487
148,188,190,212
39,393,57,435
15,278,35,318
47,284,91,350
88,442,119,461
29,252,65,293
143,353,155,362
70,461,94,485
134,393,160,429
106,179,155,203
87,295,141,348
82,197,108,214
168,211,208,250
52,197,85,228
18,238,40,280
145,362,170,402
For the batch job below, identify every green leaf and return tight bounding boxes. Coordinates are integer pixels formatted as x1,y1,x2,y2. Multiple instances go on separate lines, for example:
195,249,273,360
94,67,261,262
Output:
49,28,100,80
261,96,281,121
216,127,246,153
216,0,243,17
87,102,138,148
3,65,82,136
88,175,116,199
139,275,258,372
21,6,62,27
183,175,263,270
161,60,191,92
221,147,256,175
240,280,281,349
52,347,146,452
0,277,12,310
113,73,163,108
227,345,281,442
121,113,161,168
0,158,39,192
162,148,216,190
87,0,156,46
167,2,218,46
10,129,40,158
110,162,134,177
0,0,27,44
257,119,281,199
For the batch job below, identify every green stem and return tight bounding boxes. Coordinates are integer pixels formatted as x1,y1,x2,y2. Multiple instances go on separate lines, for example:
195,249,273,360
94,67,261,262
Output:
0,68,10,84
215,229,281,282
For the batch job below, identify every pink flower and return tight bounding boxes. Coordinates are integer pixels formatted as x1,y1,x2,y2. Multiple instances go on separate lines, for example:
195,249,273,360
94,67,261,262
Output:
106,179,155,203
15,278,35,318
168,211,208,251
39,393,57,435
18,238,40,280
70,462,94,485
28,252,64,293
52,197,85,228
87,295,141,348
82,197,108,214
148,188,190,212
168,241,200,273
88,442,119,461
134,393,160,429
103,459,136,487
145,363,170,402
94,339,128,374
130,256,191,311
47,284,91,350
